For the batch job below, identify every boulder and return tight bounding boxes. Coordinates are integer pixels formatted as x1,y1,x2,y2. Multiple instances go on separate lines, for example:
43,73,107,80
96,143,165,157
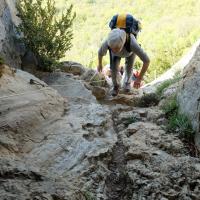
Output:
81,68,107,87
60,61,86,75
21,50,38,73
177,41,200,148
103,89,143,106
84,83,107,100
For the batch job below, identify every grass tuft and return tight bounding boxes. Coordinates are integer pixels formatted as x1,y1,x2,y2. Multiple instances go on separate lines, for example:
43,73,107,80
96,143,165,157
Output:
161,95,195,142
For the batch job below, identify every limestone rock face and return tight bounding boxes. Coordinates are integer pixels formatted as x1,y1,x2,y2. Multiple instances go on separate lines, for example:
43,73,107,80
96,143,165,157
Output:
177,42,200,148
0,65,200,199
0,0,21,68
112,108,200,200
0,65,65,155
0,66,117,199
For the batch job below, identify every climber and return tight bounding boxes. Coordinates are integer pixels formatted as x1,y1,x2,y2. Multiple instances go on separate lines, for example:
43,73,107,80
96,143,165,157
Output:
97,14,150,96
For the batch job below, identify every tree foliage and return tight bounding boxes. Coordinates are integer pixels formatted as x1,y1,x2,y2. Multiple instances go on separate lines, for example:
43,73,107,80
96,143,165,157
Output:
17,0,76,70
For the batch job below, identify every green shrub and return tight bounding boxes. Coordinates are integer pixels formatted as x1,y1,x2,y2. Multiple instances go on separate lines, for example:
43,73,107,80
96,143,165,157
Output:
16,0,75,71
167,113,195,142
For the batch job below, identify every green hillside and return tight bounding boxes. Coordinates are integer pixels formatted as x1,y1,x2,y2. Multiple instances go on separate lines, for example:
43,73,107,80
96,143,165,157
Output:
57,0,200,82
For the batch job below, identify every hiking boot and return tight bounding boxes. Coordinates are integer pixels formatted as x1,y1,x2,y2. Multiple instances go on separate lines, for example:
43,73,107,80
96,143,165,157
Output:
123,82,131,93
111,85,119,96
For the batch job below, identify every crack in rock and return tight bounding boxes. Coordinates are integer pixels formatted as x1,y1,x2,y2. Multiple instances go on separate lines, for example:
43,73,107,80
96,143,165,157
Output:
104,110,134,200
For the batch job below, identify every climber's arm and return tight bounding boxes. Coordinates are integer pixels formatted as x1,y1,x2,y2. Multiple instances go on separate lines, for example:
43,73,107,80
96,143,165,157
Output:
97,41,109,72
130,36,150,88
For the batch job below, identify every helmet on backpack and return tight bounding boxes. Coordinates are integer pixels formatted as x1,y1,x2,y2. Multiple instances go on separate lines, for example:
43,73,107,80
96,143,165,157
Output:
109,14,141,37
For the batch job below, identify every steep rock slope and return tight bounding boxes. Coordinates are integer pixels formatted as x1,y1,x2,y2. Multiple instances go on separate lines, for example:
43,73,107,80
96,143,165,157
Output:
0,65,200,200
0,66,117,199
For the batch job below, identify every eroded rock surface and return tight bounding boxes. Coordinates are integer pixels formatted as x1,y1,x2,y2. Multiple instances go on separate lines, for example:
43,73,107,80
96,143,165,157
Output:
0,66,117,199
0,65,200,200
102,108,200,200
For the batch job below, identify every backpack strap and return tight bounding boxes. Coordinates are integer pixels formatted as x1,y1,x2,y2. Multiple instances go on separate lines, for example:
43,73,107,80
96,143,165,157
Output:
124,33,131,52
108,46,121,71
108,46,112,69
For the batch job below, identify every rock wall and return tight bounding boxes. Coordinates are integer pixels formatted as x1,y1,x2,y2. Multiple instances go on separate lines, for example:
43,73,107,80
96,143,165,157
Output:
177,41,200,148
0,0,21,68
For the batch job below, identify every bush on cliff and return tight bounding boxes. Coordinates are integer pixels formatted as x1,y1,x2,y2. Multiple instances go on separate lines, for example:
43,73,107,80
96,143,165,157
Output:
17,0,75,71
